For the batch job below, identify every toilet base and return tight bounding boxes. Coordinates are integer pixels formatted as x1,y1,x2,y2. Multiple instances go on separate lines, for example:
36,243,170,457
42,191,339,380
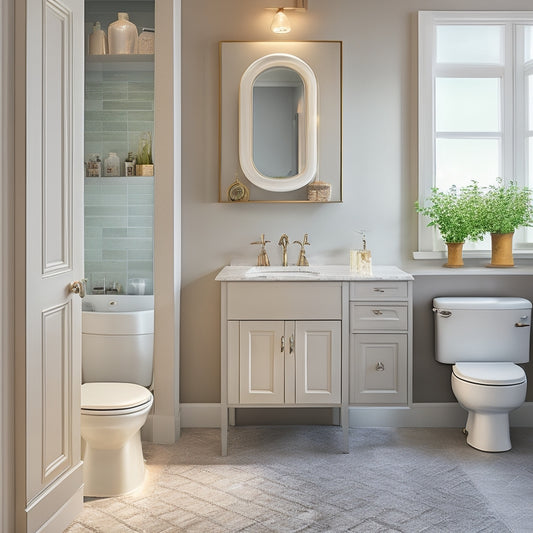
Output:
82,430,146,497
464,411,511,452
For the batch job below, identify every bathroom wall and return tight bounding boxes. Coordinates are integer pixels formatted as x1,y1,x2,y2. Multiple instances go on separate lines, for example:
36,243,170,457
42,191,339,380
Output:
181,0,533,407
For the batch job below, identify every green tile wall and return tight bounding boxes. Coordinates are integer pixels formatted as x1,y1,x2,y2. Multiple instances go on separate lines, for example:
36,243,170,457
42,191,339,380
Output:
84,177,153,295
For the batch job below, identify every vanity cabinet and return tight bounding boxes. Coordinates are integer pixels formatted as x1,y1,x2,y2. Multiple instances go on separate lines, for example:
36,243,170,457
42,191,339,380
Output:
220,280,349,455
232,320,341,405
349,281,412,405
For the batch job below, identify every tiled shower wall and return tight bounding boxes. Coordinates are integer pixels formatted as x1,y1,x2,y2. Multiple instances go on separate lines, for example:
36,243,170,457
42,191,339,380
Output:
85,68,154,169
84,177,153,295
84,54,154,294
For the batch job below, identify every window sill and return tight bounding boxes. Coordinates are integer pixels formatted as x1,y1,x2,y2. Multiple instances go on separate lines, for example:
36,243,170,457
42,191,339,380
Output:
413,250,533,260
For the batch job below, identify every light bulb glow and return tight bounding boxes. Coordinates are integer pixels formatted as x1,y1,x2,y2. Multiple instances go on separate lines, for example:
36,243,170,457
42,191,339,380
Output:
271,8,291,34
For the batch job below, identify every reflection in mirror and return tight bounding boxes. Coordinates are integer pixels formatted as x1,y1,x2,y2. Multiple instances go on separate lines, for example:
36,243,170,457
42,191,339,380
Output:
239,53,317,192
253,67,304,178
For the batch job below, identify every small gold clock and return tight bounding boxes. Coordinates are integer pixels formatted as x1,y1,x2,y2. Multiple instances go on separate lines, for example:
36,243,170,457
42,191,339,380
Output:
227,176,249,202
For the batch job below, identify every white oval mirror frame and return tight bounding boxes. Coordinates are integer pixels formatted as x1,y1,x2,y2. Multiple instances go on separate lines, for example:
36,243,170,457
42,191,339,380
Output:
239,53,318,192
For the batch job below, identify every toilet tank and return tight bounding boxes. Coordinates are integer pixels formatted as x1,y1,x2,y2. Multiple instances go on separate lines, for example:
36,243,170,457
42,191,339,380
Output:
433,297,531,364
82,297,154,386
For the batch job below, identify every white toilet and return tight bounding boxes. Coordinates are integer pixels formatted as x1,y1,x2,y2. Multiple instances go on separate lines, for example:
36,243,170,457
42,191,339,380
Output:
433,297,531,452
81,301,154,497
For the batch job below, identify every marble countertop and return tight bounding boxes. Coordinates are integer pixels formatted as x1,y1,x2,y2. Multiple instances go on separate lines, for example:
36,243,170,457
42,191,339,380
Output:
215,265,414,282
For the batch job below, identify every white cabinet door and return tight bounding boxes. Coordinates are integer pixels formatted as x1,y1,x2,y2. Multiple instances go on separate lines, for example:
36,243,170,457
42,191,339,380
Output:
295,321,341,404
350,334,407,404
239,321,285,404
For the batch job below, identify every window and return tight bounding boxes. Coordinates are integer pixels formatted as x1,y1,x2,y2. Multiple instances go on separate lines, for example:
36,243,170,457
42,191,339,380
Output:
417,11,533,254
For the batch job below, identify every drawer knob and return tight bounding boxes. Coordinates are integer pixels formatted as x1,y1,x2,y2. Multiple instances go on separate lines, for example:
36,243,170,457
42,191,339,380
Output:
373,288,385,293
372,309,383,316
376,362,385,371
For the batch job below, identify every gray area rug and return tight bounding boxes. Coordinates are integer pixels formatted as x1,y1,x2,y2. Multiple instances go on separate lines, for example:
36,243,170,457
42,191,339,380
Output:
66,426,533,532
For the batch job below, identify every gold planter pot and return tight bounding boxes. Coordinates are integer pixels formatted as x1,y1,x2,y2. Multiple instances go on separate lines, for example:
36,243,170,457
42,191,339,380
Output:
136,164,154,177
444,242,464,268
487,232,514,268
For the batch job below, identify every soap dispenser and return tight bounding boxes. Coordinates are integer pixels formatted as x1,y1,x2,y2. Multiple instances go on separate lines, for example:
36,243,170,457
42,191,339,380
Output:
350,230,372,276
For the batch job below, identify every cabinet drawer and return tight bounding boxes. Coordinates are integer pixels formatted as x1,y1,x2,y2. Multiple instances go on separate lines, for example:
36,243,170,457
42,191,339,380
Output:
350,304,407,332
226,281,342,320
350,281,408,301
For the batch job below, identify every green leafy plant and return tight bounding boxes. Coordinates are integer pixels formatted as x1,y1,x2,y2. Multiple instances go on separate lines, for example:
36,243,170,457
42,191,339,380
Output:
478,179,533,234
136,131,153,165
415,181,485,243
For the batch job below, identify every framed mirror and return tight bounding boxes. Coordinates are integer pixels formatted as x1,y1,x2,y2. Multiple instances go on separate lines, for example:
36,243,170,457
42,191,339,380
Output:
239,53,317,192
219,41,342,203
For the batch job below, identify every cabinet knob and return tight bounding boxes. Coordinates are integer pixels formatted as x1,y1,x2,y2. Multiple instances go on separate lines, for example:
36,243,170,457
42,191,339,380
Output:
289,334,295,354
375,362,385,371
372,309,383,316
281,335,285,352
373,288,385,293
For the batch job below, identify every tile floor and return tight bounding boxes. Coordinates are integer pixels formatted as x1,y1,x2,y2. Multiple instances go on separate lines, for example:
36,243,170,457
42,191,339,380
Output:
65,426,533,532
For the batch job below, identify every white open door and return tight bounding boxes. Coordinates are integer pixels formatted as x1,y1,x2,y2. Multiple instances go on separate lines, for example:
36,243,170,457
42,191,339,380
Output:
14,0,84,530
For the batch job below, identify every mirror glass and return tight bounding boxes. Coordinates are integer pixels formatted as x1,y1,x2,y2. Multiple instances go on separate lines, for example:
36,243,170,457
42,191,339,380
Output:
239,53,317,193
253,67,304,178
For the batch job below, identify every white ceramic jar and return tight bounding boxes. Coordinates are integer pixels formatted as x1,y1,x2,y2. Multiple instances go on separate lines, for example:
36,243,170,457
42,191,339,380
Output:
108,13,138,55
88,22,108,55
138,28,155,54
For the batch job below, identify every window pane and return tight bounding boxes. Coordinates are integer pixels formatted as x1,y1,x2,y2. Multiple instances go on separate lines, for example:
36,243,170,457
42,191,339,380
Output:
529,137,533,186
436,138,500,190
529,75,533,131
526,26,533,62
436,25,503,64
436,78,500,132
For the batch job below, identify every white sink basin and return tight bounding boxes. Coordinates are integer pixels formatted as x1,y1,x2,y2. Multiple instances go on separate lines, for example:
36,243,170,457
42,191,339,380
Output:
245,266,321,279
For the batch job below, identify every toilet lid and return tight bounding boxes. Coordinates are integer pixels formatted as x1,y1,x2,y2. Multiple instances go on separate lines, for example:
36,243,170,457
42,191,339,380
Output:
453,363,526,386
81,382,152,411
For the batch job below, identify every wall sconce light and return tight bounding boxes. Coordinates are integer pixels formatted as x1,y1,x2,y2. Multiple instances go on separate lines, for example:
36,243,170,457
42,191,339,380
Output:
271,9,291,34
267,0,308,35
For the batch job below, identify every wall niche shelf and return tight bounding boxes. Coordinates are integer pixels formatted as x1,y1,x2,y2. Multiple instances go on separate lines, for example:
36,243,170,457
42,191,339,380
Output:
85,54,154,71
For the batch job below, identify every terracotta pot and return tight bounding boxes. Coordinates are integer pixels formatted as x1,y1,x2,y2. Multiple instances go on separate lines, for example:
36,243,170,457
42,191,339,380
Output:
487,232,514,268
445,242,464,268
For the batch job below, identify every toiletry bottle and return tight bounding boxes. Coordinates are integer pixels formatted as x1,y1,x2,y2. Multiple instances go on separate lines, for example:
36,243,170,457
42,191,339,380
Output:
138,28,155,54
88,21,108,55
104,152,120,177
86,154,102,177
124,152,136,176
108,13,138,55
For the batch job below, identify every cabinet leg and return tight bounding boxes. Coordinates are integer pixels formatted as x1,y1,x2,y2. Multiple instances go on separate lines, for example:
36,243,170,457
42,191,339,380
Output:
340,405,349,453
221,406,228,456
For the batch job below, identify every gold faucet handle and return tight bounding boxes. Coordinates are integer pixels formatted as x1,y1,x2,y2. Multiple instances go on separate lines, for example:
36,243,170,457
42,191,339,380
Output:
251,233,271,246
293,233,310,249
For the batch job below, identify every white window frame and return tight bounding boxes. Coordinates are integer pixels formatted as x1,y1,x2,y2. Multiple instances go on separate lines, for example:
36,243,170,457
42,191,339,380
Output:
417,11,533,258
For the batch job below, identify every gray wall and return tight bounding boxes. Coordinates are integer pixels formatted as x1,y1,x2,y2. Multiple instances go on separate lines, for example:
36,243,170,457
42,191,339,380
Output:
181,0,533,405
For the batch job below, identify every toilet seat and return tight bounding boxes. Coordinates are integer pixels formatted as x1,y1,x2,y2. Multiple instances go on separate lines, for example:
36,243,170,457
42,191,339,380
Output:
82,382,153,416
453,362,526,386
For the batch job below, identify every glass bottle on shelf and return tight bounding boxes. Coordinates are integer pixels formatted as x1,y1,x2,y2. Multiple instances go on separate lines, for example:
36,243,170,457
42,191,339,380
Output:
104,152,120,177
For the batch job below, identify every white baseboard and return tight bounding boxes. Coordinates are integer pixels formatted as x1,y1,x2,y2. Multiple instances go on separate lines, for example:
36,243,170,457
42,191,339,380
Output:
180,402,533,429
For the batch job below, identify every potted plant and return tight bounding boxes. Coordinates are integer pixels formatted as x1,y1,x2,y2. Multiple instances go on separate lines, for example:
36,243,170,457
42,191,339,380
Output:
136,131,154,176
479,179,533,267
416,181,485,267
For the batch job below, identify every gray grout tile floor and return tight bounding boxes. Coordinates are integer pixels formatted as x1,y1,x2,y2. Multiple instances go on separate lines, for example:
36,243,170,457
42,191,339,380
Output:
65,426,533,532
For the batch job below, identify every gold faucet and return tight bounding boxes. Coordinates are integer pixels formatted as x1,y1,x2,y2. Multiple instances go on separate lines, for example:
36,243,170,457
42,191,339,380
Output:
278,234,289,266
251,234,271,266
293,234,310,266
